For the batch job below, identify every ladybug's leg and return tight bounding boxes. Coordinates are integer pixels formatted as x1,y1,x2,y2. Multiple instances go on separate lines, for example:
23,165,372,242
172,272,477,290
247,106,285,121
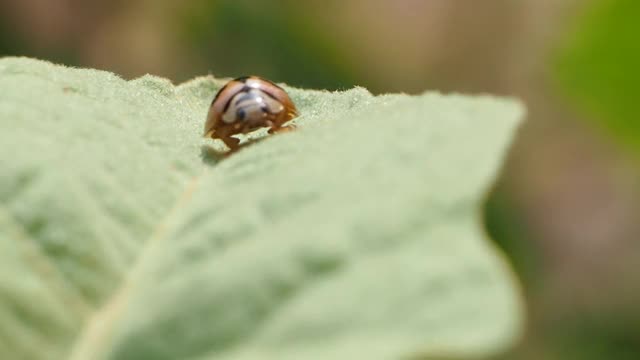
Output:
220,135,240,151
214,127,240,151
268,112,297,134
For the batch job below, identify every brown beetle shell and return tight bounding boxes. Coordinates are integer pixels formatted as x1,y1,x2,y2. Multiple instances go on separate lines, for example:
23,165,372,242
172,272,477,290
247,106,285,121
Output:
203,76,298,151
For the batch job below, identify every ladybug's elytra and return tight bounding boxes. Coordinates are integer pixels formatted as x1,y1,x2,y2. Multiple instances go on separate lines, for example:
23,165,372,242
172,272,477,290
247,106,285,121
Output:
203,76,299,151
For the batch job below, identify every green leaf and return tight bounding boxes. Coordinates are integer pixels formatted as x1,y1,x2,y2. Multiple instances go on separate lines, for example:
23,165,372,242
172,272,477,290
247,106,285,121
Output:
555,0,640,154
0,57,524,360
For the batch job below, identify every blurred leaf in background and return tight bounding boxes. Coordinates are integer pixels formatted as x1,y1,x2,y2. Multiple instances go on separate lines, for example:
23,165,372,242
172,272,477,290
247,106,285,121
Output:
181,0,357,90
545,310,640,360
484,185,539,289
556,0,640,156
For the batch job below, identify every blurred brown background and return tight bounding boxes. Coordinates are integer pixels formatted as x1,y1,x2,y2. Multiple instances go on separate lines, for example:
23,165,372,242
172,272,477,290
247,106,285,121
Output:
2,0,639,358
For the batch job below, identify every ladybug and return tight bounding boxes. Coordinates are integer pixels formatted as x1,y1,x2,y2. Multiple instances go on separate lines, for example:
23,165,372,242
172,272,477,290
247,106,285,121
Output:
203,76,299,151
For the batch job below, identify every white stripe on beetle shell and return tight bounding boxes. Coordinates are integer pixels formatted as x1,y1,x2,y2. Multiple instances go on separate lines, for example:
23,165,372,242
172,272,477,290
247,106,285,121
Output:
222,89,285,124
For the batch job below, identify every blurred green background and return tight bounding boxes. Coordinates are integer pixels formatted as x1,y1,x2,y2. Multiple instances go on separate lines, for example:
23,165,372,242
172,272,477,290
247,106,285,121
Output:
1,0,639,358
